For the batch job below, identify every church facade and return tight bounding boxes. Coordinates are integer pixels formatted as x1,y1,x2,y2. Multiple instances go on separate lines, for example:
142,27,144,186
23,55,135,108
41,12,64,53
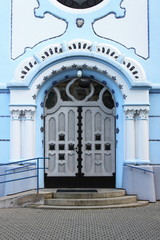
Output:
0,0,160,201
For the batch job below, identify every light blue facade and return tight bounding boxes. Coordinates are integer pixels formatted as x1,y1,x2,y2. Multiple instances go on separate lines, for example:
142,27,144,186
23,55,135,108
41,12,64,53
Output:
0,0,160,201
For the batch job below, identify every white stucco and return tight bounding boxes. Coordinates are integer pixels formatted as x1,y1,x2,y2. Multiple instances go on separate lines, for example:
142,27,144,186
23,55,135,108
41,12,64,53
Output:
94,0,148,58
11,0,66,59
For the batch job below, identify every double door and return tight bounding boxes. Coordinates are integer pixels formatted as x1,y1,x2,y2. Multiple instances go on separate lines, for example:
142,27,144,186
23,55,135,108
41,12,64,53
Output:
45,105,115,177
44,79,115,187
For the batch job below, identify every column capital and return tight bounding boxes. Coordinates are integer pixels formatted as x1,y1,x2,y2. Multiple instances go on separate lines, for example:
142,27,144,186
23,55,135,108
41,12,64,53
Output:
11,109,21,120
136,109,149,119
124,109,136,119
24,109,35,120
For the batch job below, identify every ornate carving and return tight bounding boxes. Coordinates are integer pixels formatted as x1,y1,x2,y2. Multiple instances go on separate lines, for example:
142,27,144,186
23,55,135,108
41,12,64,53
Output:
97,44,121,60
24,110,35,120
124,109,136,119
39,44,63,61
76,18,84,28
11,110,21,120
136,109,149,119
125,108,149,120
123,57,146,81
68,40,92,51
15,57,37,80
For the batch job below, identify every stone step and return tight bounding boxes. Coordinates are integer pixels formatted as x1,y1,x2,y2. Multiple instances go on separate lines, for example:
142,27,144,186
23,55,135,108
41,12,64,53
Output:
28,201,149,210
44,195,137,206
53,189,125,199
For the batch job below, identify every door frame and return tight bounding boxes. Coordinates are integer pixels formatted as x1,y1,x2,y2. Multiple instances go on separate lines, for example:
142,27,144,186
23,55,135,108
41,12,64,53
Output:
44,78,116,187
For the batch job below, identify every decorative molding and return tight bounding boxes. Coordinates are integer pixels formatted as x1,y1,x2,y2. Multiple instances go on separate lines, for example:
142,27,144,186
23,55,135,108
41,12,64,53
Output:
38,44,63,61
13,40,147,85
124,108,149,120
24,110,35,120
76,18,84,28
15,57,37,80
11,110,21,120
10,106,36,121
136,109,149,119
124,109,136,119
30,61,127,100
123,57,146,81
67,39,92,51
97,43,121,60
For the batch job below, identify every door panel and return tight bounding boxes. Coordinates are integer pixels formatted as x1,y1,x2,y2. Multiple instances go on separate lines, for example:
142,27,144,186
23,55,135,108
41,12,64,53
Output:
45,106,78,176
81,106,115,176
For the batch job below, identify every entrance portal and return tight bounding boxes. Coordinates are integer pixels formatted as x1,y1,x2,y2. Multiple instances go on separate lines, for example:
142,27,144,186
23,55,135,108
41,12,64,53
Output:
44,78,115,187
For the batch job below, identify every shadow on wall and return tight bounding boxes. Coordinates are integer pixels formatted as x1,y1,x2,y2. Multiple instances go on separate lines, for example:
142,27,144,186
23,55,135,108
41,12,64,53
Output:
123,165,160,202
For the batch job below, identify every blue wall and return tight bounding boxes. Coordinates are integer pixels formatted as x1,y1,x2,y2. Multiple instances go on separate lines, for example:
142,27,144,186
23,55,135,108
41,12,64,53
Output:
0,0,160,166
149,91,160,164
0,90,10,163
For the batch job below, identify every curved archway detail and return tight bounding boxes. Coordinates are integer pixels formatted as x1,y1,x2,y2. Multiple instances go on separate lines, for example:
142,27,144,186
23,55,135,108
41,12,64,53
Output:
8,41,151,189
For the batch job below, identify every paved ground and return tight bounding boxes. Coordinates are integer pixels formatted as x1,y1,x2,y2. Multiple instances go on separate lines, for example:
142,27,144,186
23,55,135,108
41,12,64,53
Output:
0,202,160,240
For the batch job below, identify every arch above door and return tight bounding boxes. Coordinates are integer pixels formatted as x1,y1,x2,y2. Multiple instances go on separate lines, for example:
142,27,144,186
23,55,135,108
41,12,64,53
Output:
8,40,151,188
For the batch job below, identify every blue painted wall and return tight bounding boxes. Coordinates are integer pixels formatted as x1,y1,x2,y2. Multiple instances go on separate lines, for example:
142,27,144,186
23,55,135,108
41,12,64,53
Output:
0,90,10,163
0,0,160,168
149,91,160,164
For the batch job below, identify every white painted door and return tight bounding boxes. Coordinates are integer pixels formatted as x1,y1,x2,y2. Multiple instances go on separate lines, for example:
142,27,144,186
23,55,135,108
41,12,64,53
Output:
45,79,115,177
45,106,78,176
81,106,115,176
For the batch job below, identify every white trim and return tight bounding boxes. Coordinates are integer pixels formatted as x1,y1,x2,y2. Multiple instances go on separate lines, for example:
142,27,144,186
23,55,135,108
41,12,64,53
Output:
11,40,149,87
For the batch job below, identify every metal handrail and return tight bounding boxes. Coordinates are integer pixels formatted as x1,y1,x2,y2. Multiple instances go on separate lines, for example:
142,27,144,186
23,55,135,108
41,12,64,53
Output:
124,163,154,174
0,157,47,166
5,163,36,172
0,157,49,194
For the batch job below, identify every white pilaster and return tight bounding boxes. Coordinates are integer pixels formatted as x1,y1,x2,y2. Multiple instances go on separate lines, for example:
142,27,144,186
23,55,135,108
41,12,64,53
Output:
136,109,149,162
23,110,35,159
124,109,136,162
10,110,21,161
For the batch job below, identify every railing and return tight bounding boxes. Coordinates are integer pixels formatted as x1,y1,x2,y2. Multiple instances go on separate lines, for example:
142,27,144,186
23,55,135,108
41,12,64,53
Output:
0,157,49,194
124,163,154,174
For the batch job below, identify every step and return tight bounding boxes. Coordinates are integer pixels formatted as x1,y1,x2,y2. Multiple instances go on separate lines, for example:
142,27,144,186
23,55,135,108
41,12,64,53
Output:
53,189,125,199
28,201,149,210
44,195,137,206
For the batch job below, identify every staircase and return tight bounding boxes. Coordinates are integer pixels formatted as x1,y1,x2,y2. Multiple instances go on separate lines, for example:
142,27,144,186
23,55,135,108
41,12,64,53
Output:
29,189,149,209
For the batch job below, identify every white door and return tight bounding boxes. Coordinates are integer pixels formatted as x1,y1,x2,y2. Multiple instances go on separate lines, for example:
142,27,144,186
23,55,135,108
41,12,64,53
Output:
45,79,115,178
45,106,78,176
82,106,115,176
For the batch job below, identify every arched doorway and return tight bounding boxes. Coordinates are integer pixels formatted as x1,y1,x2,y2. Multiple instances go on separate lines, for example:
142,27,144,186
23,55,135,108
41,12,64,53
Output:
44,78,116,187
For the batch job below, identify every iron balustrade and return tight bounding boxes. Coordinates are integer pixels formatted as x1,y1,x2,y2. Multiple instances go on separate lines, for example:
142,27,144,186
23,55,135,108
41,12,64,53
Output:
0,157,49,194
124,163,154,174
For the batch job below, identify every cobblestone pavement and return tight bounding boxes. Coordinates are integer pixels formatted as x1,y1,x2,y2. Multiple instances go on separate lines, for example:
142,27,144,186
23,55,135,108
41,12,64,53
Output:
0,202,160,240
